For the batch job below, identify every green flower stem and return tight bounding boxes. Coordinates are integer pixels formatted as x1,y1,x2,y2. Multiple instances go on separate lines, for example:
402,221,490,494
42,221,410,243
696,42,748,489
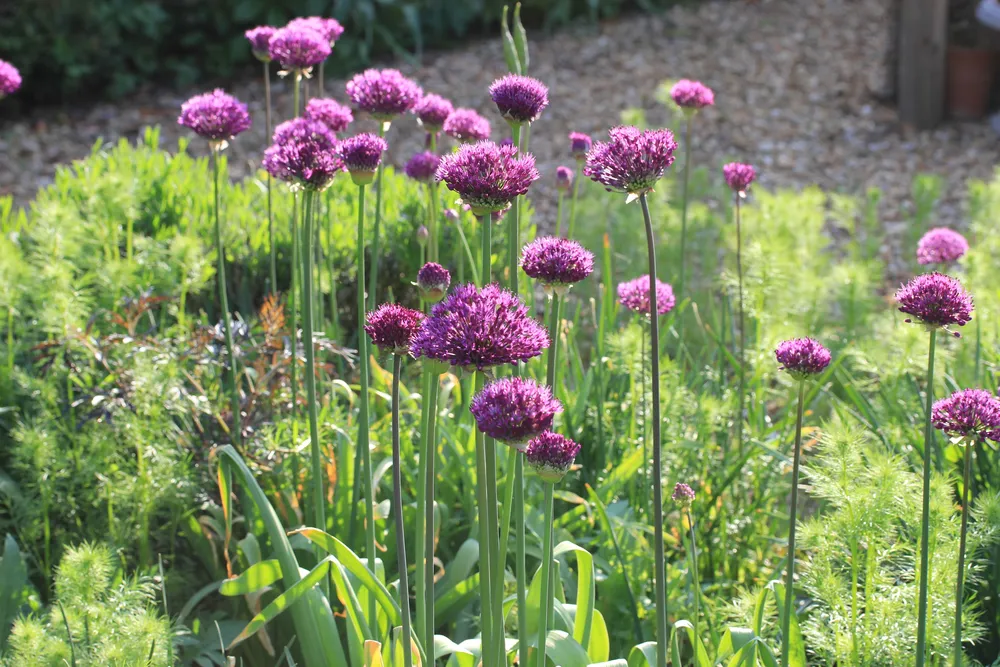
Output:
327,190,341,345
264,61,276,294
301,190,325,532
367,122,389,311
514,453,528,667
640,320,648,516
781,380,806,667
429,132,440,262
211,149,240,446
290,192,300,427
474,371,495,666
390,353,414,667
546,294,562,388
953,438,974,667
735,192,746,457
916,328,938,667
314,203,323,325
423,373,440,660
685,507,702,656
676,115,693,364
536,481,555,667
415,369,430,652
638,192,668,667
454,214,480,285
567,167,582,240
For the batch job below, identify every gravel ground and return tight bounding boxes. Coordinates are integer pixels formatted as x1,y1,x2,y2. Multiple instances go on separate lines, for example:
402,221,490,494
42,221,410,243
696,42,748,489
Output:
2,0,998,236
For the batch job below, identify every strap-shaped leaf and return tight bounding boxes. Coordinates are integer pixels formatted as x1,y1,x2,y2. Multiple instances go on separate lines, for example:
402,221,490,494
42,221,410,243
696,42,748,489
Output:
626,640,657,667
669,619,712,667
553,541,596,652
219,559,282,596
500,5,521,75
768,581,806,667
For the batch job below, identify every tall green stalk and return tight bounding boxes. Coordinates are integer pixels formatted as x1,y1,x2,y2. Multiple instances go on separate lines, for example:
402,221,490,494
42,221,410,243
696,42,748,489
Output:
367,122,389,310
781,380,806,667
474,372,495,665
676,115,693,361
300,190,325,531
289,73,303,438
734,193,746,456
916,328,938,667
536,481,555,667
684,505,702,656
264,60,276,294
390,354,414,667
953,438,974,667
211,149,240,445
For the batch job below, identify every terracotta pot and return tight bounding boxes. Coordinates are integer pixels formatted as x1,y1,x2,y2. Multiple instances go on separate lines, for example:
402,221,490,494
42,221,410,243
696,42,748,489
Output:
947,45,995,120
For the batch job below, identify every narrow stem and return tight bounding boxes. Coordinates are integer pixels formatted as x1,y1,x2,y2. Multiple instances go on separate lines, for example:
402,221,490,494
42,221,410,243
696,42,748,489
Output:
567,172,582,240
423,373,440,660
508,124,522,292
474,372,494,665
301,190,325,531
677,116,693,363
367,123,389,310
212,150,240,445
415,369,429,651
638,193,668,667
485,436,503,666
782,380,806,667
454,216,480,285
293,72,301,117
536,482,555,667
546,294,562,389
318,62,324,97
390,354,414,667
916,328,938,667
515,454,528,667
327,190,341,344
290,192,299,426
686,508,701,659
264,61,277,294
735,194,746,457
429,132,440,262
953,439,973,667
480,213,492,285
640,321,648,516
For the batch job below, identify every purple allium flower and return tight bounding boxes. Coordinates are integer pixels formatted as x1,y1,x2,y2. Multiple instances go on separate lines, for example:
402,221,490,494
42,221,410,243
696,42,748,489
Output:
569,132,592,161
337,133,388,185
672,482,696,507
345,68,423,121
520,237,594,292
525,431,581,483
268,26,331,71
443,108,492,143
723,162,756,195
305,98,354,133
556,166,574,192
417,262,450,303
365,303,426,355
583,126,677,196
932,389,1000,441
404,151,441,183
775,338,832,379
410,283,549,371
245,26,276,62
917,227,969,265
489,74,549,125
286,17,344,45
436,140,539,214
895,272,974,332
178,89,252,147
470,377,562,447
0,60,21,98
617,275,675,316
670,79,715,110
262,118,343,191
414,93,454,132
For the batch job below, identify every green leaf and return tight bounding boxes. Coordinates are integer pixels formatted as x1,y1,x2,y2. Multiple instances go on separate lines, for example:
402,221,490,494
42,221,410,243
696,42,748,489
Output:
218,559,282,596
433,635,477,667
512,2,529,73
768,582,806,667
553,541,596,652
0,534,28,652
586,610,611,663
544,630,590,667
627,641,657,667
500,5,521,75
670,619,711,667
717,627,756,660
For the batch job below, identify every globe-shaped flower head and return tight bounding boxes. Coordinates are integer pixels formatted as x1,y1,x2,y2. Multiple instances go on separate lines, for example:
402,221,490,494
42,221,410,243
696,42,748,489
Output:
443,108,492,143
262,118,343,191
410,283,549,371
286,17,344,45
178,89,252,150
470,377,562,448
525,432,581,483
245,26,276,62
417,262,450,303
0,60,21,99
305,98,353,133
617,275,675,316
672,482,696,508
338,133,388,186
345,69,423,122
917,227,969,265
895,272,974,335
723,162,756,196
414,94,454,133
556,166,574,192
569,132,592,161
365,303,425,355
670,79,715,111
404,151,441,183
584,126,677,197
521,237,594,294
932,389,1000,442
268,26,331,72
775,338,832,380
436,140,539,215
489,74,549,126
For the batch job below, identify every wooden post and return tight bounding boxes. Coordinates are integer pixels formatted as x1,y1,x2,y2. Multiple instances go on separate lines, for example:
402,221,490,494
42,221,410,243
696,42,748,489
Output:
897,0,949,129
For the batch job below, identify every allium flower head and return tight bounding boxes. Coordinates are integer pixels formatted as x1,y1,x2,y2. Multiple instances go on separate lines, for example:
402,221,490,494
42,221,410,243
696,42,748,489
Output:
470,377,562,447
338,133,388,185
178,89,252,148
895,272,974,333
932,389,1000,441
489,74,549,125
672,482,696,508
525,432,581,483
443,108,492,143
404,151,441,183
414,93,454,132
617,275,675,316
0,60,21,98
435,140,539,214
245,26,276,62
569,132,592,161
262,118,343,191
583,126,677,196
670,79,715,110
365,303,425,355
775,338,832,379
410,283,549,371
345,68,423,121
268,26,331,71
286,17,344,45
556,166,574,192
305,98,353,133
917,227,969,265
520,237,594,293
417,262,450,303
723,162,756,195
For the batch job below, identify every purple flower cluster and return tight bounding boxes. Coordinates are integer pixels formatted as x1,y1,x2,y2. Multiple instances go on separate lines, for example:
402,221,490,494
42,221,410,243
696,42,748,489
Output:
417,262,451,303
245,26,276,62
338,133,388,185
556,166,574,192
723,162,756,194
569,132,592,161
286,17,344,45
414,94,454,133
489,74,549,125
525,432,581,483
672,482,696,507
435,141,539,214
670,79,715,110
178,89,252,146
0,60,21,98
305,98,354,133
443,108,492,143
617,275,675,316
268,26,331,71
262,118,343,191
404,151,441,183
775,338,832,379
895,272,974,332
345,69,423,121
470,377,562,447
584,126,677,196
520,237,594,290
931,389,1000,441
410,283,549,371
917,227,969,265
365,303,426,355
